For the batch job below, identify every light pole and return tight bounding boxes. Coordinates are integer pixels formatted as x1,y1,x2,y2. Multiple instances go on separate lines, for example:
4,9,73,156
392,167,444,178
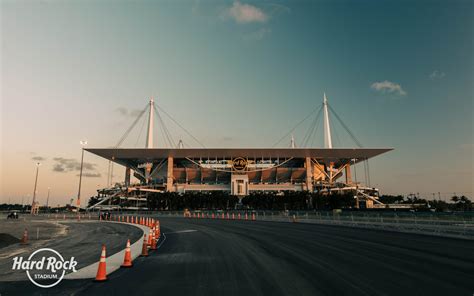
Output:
77,140,87,213
46,187,51,210
31,162,41,214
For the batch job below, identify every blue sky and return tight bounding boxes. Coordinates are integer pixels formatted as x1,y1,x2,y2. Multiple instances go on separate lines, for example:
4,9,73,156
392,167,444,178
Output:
1,0,472,206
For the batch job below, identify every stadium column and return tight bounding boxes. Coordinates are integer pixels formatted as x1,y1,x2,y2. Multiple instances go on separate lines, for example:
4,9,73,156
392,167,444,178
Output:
345,163,352,185
125,167,131,186
305,157,313,192
167,156,174,192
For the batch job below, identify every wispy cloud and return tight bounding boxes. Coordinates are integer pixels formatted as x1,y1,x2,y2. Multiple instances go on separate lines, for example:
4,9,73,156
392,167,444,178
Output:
31,156,46,161
371,80,407,96
79,172,102,178
221,1,268,24
115,107,144,118
429,70,446,80
52,157,98,173
242,28,271,41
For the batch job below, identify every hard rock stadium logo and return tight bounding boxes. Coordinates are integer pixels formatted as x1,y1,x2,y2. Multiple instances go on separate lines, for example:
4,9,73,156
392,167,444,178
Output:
11,248,78,288
232,157,248,171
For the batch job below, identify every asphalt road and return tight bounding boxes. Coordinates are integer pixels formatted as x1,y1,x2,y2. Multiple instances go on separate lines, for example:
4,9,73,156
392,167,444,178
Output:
1,218,473,296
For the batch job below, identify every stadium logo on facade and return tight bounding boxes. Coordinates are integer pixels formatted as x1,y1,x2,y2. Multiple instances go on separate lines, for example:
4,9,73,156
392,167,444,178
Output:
232,157,248,171
12,248,78,288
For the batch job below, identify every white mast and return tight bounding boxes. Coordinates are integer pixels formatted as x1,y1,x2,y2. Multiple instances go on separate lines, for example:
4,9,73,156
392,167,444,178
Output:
290,134,296,148
146,98,154,148
323,93,333,149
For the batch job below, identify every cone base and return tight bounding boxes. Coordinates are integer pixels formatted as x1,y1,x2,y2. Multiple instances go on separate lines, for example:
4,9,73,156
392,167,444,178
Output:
121,264,133,268
94,278,108,282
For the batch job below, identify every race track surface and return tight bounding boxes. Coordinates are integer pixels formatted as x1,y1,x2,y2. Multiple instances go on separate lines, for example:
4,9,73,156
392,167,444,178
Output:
0,221,142,281
1,217,473,296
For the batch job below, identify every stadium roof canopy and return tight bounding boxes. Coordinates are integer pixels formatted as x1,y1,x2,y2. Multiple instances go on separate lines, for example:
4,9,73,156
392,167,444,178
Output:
86,148,393,168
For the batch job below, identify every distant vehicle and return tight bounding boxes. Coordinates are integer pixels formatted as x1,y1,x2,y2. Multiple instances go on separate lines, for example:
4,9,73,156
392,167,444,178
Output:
7,211,19,219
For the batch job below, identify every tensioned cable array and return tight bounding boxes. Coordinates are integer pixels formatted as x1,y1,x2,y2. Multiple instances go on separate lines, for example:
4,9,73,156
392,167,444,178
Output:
272,104,323,148
112,101,206,149
155,104,206,148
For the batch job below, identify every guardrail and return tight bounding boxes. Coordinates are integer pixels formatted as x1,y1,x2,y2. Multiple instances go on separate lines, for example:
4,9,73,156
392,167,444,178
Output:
5,210,473,240
142,210,474,240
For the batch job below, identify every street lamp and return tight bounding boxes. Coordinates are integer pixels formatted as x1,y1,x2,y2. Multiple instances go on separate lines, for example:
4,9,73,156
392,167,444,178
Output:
76,141,88,212
31,162,41,214
46,187,51,210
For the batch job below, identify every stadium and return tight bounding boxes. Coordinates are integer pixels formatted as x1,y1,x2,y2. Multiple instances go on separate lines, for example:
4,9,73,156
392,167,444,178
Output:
86,95,392,210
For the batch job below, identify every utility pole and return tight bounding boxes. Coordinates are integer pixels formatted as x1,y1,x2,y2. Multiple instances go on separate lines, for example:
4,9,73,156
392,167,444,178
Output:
30,162,41,214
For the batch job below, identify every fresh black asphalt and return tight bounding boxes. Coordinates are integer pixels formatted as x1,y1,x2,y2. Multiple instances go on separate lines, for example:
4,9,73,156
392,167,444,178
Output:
1,217,473,295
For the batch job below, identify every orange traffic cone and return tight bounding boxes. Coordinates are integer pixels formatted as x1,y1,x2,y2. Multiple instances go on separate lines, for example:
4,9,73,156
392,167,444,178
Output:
150,230,157,251
140,234,149,257
147,229,153,246
121,239,133,268
238,213,241,220
126,216,129,223
226,213,230,220
95,245,107,282
20,228,28,244
212,213,215,219
221,213,225,219
232,213,235,220
245,213,248,220
252,213,256,221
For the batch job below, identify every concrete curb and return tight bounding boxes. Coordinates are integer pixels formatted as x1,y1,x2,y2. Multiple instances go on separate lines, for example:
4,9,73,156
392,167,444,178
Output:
64,222,149,279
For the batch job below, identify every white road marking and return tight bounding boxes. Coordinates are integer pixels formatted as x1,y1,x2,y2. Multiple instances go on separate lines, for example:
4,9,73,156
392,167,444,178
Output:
164,230,197,234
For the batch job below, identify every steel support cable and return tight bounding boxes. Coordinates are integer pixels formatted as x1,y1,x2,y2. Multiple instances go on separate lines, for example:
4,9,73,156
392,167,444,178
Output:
154,106,176,147
272,104,323,148
310,113,323,147
331,118,342,147
154,106,175,147
155,104,206,148
327,104,363,148
115,104,148,148
302,117,317,147
301,109,319,147
154,107,173,147
303,106,323,147
134,112,147,147
300,110,318,147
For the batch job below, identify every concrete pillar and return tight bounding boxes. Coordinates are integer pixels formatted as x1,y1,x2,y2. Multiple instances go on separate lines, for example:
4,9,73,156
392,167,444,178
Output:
166,156,174,192
345,164,352,185
305,157,313,192
125,167,131,186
